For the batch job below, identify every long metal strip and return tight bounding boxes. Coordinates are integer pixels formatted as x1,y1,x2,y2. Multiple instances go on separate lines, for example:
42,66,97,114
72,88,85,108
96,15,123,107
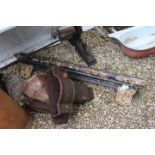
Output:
18,58,141,91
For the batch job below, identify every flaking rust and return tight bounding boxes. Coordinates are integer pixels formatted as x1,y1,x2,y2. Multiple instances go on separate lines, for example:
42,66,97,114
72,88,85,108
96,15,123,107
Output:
52,60,109,78
116,75,147,87
22,67,94,124
51,59,147,106
51,58,147,87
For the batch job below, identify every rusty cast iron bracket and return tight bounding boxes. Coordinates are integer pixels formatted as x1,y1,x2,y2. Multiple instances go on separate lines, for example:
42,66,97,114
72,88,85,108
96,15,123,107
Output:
22,67,94,124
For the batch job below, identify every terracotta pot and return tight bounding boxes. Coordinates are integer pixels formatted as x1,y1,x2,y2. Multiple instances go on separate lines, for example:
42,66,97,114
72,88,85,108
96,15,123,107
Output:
0,89,32,129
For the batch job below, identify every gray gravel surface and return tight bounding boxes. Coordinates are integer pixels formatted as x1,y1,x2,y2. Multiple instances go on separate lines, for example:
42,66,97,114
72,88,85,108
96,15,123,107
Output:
1,29,155,128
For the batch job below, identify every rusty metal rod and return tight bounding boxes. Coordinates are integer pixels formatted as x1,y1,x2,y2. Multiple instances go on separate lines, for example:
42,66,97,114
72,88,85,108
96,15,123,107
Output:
51,59,147,87
18,57,146,91
59,67,139,90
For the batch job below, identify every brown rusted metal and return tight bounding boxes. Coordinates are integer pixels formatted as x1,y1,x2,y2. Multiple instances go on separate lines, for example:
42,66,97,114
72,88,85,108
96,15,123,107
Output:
46,68,75,117
0,89,32,129
121,45,155,59
22,67,94,124
57,26,75,40
23,73,49,104
51,59,147,87
116,74,147,86
74,83,94,104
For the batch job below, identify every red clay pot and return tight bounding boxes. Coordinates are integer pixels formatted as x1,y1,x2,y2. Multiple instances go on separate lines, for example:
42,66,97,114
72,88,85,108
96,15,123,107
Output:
0,89,32,129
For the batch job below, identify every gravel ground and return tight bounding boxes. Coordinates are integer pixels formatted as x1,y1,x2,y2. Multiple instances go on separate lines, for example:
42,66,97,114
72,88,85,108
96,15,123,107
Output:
1,28,155,128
